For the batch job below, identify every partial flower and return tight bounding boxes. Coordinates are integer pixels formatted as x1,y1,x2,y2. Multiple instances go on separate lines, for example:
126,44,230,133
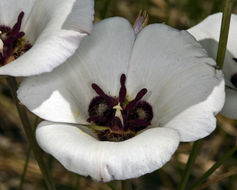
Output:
0,0,94,76
188,13,237,119
18,17,225,181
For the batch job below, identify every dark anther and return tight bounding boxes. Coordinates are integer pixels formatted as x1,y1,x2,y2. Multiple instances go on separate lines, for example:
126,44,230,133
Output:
92,83,107,97
233,58,237,63
231,73,237,88
119,74,127,104
124,88,147,111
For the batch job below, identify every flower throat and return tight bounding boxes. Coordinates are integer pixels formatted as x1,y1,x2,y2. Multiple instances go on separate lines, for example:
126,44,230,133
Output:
0,12,31,66
87,74,153,142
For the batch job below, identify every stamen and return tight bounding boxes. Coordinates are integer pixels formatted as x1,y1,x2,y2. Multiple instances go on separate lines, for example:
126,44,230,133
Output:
135,88,147,100
12,12,24,34
92,83,106,97
125,88,147,111
119,74,127,104
91,83,117,108
233,58,237,62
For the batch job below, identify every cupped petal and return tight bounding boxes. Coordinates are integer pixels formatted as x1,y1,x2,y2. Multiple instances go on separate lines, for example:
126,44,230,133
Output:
18,17,135,123
0,0,94,76
127,24,225,142
188,13,237,89
221,88,237,119
0,0,35,27
36,121,180,182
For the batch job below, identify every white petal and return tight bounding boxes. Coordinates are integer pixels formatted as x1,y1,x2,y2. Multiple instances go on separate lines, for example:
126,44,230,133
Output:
36,121,180,182
188,13,237,89
0,0,94,76
127,24,225,142
221,88,237,119
0,0,35,27
18,17,135,123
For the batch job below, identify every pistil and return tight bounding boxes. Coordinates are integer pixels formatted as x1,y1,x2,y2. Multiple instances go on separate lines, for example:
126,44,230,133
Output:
113,103,124,126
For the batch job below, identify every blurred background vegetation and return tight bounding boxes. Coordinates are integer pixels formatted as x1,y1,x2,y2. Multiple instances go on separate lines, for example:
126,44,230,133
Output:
1,0,237,189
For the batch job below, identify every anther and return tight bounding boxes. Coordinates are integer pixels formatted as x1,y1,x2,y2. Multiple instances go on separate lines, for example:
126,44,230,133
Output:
233,58,237,63
119,74,127,104
12,12,24,34
125,88,147,111
92,83,106,97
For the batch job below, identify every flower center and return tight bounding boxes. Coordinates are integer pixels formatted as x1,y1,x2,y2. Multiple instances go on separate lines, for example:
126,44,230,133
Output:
231,58,237,88
87,74,153,142
0,12,31,66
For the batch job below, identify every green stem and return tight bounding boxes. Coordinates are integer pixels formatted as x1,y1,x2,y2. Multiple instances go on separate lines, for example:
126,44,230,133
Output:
101,0,111,19
18,146,31,190
178,140,202,190
216,0,233,68
190,146,237,190
6,77,55,190
18,117,39,190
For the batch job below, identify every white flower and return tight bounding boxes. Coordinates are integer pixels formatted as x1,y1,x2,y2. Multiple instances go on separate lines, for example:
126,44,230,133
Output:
18,17,225,182
188,13,237,119
0,0,94,76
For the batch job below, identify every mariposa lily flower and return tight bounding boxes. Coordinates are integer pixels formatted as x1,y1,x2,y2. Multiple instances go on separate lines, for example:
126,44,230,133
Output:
188,13,237,119
0,0,94,76
18,17,225,182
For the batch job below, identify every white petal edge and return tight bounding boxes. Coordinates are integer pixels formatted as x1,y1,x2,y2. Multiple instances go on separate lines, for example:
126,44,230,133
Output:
127,24,225,142
221,88,237,119
0,0,94,76
164,79,225,141
188,13,237,89
36,121,180,182
18,17,135,123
